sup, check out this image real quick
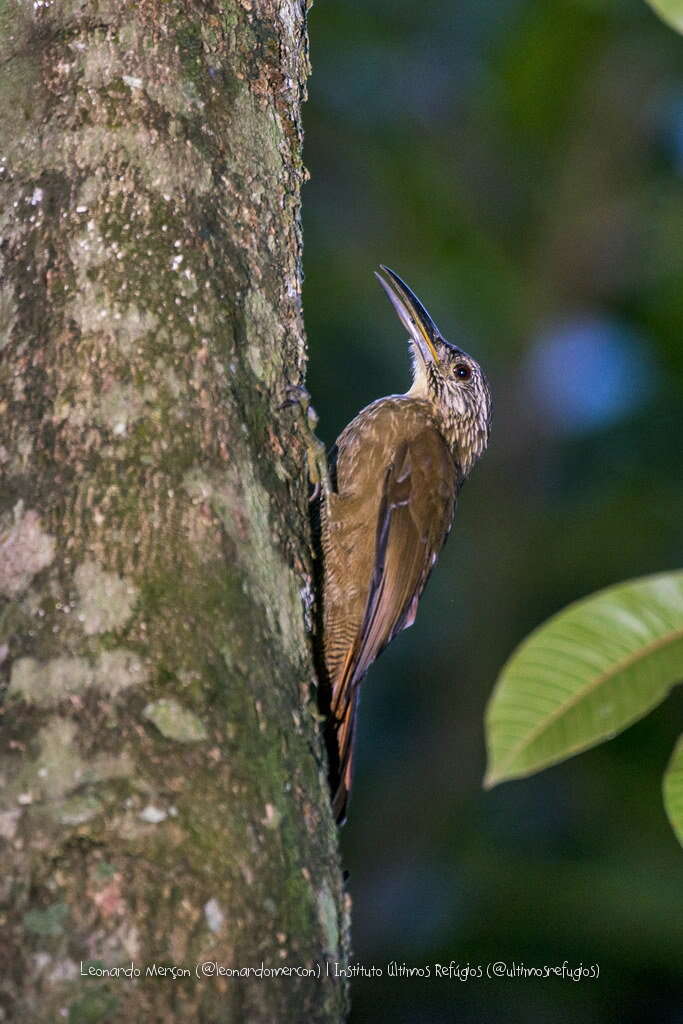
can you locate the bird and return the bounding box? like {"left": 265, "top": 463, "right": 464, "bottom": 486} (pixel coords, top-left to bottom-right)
{"left": 320, "top": 266, "right": 491, "bottom": 823}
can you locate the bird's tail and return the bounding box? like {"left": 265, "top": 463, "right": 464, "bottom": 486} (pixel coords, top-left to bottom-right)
{"left": 330, "top": 688, "right": 358, "bottom": 824}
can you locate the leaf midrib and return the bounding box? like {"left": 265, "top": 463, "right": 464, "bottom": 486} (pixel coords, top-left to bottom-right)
{"left": 489, "top": 620, "right": 683, "bottom": 782}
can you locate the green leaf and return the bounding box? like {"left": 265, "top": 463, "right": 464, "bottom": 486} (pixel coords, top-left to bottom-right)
{"left": 663, "top": 735, "right": 683, "bottom": 846}
{"left": 485, "top": 571, "right": 683, "bottom": 787}
{"left": 644, "top": 0, "right": 683, "bottom": 34}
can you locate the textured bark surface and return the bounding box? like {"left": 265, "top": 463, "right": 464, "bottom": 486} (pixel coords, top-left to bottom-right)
{"left": 0, "top": 1, "right": 349, "bottom": 1020}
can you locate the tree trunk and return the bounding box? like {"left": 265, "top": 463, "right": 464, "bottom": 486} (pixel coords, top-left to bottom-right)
{"left": 0, "top": 1, "right": 349, "bottom": 1020}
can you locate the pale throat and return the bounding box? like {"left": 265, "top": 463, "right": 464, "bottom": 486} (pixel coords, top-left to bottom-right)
{"left": 405, "top": 341, "right": 430, "bottom": 399}
{"left": 407, "top": 344, "right": 489, "bottom": 475}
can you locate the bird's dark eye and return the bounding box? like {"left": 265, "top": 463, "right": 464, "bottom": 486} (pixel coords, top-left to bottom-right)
{"left": 455, "top": 364, "right": 471, "bottom": 381}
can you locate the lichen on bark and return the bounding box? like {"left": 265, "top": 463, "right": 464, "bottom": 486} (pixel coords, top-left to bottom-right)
{"left": 0, "top": 1, "right": 349, "bottom": 1021}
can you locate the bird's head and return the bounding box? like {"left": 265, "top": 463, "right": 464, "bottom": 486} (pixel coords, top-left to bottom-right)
{"left": 376, "top": 265, "right": 491, "bottom": 476}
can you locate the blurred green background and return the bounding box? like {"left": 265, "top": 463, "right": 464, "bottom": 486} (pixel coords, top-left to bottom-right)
{"left": 303, "top": 0, "right": 683, "bottom": 1020}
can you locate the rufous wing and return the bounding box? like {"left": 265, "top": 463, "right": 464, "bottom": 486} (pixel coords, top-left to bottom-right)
{"left": 330, "top": 426, "right": 459, "bottom": 821}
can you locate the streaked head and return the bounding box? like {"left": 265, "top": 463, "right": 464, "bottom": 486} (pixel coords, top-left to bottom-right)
{"left": 375, "top": 265, "right": 491, "bottom": 475}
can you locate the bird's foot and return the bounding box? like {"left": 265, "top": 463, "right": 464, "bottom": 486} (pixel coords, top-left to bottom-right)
{"left": 281, "top": 385, "right": 331, "bottom": 502}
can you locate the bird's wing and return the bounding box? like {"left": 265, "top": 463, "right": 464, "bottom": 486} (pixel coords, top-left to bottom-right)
{"left": 330, "top": 425, "right": 458, "bottom": 820}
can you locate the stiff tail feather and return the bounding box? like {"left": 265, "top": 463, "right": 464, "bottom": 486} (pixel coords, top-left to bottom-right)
{"left": 331, "top": 687, "right": 359, "bottom": 824}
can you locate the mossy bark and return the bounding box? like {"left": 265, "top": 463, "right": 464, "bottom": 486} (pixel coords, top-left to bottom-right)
{"left": 0, "top": 1, "right": 349, "bottom": 1020}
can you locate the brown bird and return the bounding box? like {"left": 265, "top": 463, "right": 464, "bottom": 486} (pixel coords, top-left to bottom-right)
{"left": 321, "top": 266, "right": 491, "bottom": 822}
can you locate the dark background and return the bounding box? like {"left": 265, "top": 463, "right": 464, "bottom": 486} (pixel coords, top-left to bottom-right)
{"left": 303, "top": 1, "right": 683, "bottom": 1021}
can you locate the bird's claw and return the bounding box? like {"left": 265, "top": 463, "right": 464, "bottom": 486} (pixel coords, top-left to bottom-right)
{"left": 282, "top": 385, "right": 331, "bottom": 503}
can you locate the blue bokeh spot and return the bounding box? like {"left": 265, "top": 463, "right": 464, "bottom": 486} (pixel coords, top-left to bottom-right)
{"left": 527, "top": 315, "right": 657, "bottom": 433}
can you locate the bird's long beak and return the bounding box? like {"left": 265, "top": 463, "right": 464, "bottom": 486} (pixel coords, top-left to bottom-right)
{"left": 375, "top": 265, "right": 441, "bottom": 365}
